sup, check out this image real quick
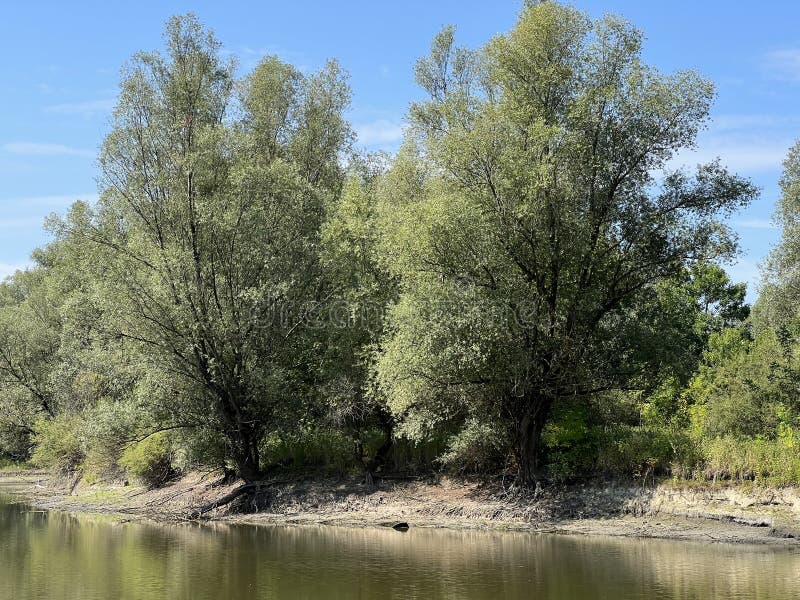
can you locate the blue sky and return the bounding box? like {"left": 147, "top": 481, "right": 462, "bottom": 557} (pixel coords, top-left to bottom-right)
{"left": 1, "top": 1, "right": 798, "bottom": 301}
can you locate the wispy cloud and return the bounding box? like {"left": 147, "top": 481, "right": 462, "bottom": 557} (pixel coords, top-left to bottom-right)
{"left": 0, "top": 217, "right": 47, "bottom": 229}
{"left": 709, "top": 114, "right": 800, "bottom": 132}
{"left": 0, "top": 193, "right": 98, "bottom": 209}
{"left": 354, "top": 119, "right": 405, "bottom": 147}
{"left": 2, "top": 142, "right": 94, "bottom": 158}
{"left": 672, "top": 137, "right": 791, "bottom": 173}
{"left": 762, "top": 48, "right": 800, "bottom": 82}
{"left": 45, "top": 98, "right": 115, "bottom": 117}
{"left": 0, "top": 262, "right": 30, "bottom": 280}
{"left": 735, "top": 218, "right": 777, "bottom": 229}
{"left": 668, "top": 111, "right": 800, "bottom": 174}
{"left": 223, "top": 45, "right": 313, "bottom": 73}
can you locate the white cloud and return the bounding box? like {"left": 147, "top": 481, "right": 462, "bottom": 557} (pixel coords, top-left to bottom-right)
{"left": 724, "top": 258, "right": 762, "bottom": 302}
{"left": 0, "top": 193, "right": 98, "bottom": 209}
{"left": 45, "top": 98, "right": 115, "bottom": 117}
{"left": 709, "top": 114, "right": 800, "bottom": 132}
{"left": 2, "top": 142, "right": 94, "bottom": 158}
{"left": 0, "top": 263, "right": 30, "bottom": 280}
{"left": 667, "top": 111, "right": 800, "bottom": 174}
{"left": 735, "top": 219, "right": 777, "bottom": 229}
{"left": 671, "top": 139, "right": 790, "bottom": 173}
{"left": 762, "top": 48, "right": 800, "bottom": 82}
{"left": 354, "top": 119, "right": 405, "bottom": 147}
{"left": 0, "top": 217, "right": 47, "bottom": 229}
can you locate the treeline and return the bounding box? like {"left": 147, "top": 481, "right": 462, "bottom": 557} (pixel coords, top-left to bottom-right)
{"left": 1, "top": 3, "right": 796, "bottom": 489}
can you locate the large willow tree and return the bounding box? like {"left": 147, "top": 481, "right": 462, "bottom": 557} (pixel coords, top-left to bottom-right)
{"left": 376, "top": 2, "right": 756, "bottom": 484}
{"left": 59, "top": 15, "right": 351, "bottom": 482}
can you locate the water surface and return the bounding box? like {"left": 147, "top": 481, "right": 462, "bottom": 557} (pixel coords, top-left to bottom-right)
{"left": 1, "top": 484, "right": 799, "bottom": 599}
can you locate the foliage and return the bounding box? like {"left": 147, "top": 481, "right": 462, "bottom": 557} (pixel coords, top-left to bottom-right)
{"left": 596, "top": 425, "right": 702, "bottom": 480}
{"left": 12, "top": 3, "right": 800, "bottom": 490}
{"left": 119, "top": 432, "right": 175, "bottom": 488}
{"left": 261, "top": 429, "right": 354, "bottom": 474}
{"left": 375, "top": 2, "right": 755, "bottom": 484}
{"left": 754, "top": 141, "right": 800, "bottom": 330}
{"left": 31, "top": 415, "right": 85, "bottom": 474}
{"left": 687, "top": 327, "right": 800, "bottom": 440}
{"left": 700, "top": 432, "right": 800, "bottom": 485}
{"left": 438, "top": 419, "right": 508, "bottom": 475}
{"left": 49, "top": 14, "right": 352, "bottom": 483}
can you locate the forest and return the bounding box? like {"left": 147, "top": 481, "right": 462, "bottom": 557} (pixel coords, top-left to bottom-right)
{"left": 2, "top": 1, "right": 799, "bottom": 491}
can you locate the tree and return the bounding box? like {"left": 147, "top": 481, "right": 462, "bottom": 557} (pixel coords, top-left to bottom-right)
{"left": 686, "top": 324, "right": 800, "bottom": 441}
{"left": 0, "top": 269, "right": 60, "bottom": 422}
{"left": 753, "top": 142, "right": 800, "bottom": 331}
{"left": 0, "top": 235, "right": 126, "bottom": 461}
{"left": 56, "top": 15, "right": 352, "bottom": 482}
{"left": 320, "top": 154, "right": 398, "bottom": 483}
{"left": 376, "top": 2, "right": 756, "bottom": 484}
{"left": 0, "top": 268, "right": 61, "bottom": 458}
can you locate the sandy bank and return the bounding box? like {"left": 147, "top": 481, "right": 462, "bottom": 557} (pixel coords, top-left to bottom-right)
{"left": 3, "top": 470, "right": 800, "bottom": 545}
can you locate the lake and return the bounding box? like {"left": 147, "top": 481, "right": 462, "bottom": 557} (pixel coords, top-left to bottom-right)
{"left": 2, "top": 486, "right": 799, "bottom": 599}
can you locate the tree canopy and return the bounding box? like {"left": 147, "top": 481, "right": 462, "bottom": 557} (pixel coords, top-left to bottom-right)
{"left": 3, "top": 5, "right": 790, "bottom": 490}
{"left": 375, "top": 2, "right": 755, "bottom": 482}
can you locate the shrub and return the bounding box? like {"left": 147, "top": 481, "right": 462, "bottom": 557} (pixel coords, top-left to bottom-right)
{"left": 0, "top": 425, "right": 32, "bottom": 463}
{"left": 119, "top": 432, "right": 175, "bottom": 488}
{"left": 700, "top": 430, "right": 800, "bottom": 485}
{"left": 172, "top": 427, "right": 228, "bottom": 472}
{"left": 80, "top": 400, "right": 141, "bottom": 480}
{"left": 596, "top": 425, "right": 702, "bottom": 480}
{"left": 542, "top": 404, "right": 597, "bottom": 481}
{"left": 438, "top": 419, "right": 507, "bottom": 475}
{"left": 385, "top": 433, "right": 448, "bottom": 474}
{"left": 31, "top": 415, "right": 85, "bottom": 474}
{"left": 261, "top": 429, "right": 354, "bottom": 474}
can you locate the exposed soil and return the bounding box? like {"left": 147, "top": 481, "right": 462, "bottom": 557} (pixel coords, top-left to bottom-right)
{"left": 3, "top": 470, "right": 800, "bottom": 545}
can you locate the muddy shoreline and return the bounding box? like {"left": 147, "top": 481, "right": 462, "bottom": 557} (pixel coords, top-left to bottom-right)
{"left": 3, "top": 470, "right": 800, "bottom": 545}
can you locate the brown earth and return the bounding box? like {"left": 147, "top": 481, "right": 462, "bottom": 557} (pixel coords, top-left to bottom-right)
{"left": 3, "top": 470, "right": 800, "bottom": 545}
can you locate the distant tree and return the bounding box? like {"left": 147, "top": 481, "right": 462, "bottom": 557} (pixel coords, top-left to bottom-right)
{"left": 753, "top": 142, "right": 800, "bottom": 331}
{"left": 0, "top": 237, "right": 125, "bottom": 461}
{"left": 320, "top": 154, "right": 398, "bottom": 483}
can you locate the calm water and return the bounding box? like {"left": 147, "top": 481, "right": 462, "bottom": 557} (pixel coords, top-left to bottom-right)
{"left": 2, "top": 486, "right": 800, "bottom": 599}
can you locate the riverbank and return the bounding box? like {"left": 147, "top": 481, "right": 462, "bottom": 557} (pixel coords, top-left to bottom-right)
{"left": 3, "top": 469, "right": 800, "bottom": 545}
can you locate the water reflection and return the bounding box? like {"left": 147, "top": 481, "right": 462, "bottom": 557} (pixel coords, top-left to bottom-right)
{"left": 0, "top": 490, "right": 798, "bottom": 599}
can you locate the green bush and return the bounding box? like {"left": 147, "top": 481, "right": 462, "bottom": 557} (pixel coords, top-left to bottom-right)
{"left": 596, "top": 425, "right": 702, "bottom": 480}
{"left": 80, "top": 401, "right": 141, "bottom": 480}
{"left": 261, "top": 429, "right": 354, "bottom": 474}
{"left": 700, "top": 430, "right": 800, "bottom": 485}
{"left": 259, "top": 426, "right": 447, "bottom": 476}
{"left": 439, "top": 419, "right": 507, "bottom": 475}
{"left": 119, "top": 432, "right": 175, "bottom": 488}
{"left": 31, "top": 415, "right": 85, "bottom": 474}
{"left": 542, "top": 404, "right": 598, "bottom": 481}
{"left": 386, "top": 431, "right": 450, "bottom": 474}
{"left": 0, "top": 425, "right": 32, "bottom": 463}
{"left": 172, "top": 427, "right": 228, "bottom": 472}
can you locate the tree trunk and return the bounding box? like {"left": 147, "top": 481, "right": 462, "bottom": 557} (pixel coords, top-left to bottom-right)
{"left": 215, "top": 386, "right": 263, "bottom": 484}
{"left": 229, "top": 424, "right": 262, "bottom": 484}
{"left": 354, "top": 417, "right": 394, "bottom": 487}
{"left": 365, "top": 422, "right": 394, "bottom": 485}
{"left": 235, "top": 451, "right": 261, "bottom": 484}
{"left": 516, "top": 398, "right": 552, "bottom": 487}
